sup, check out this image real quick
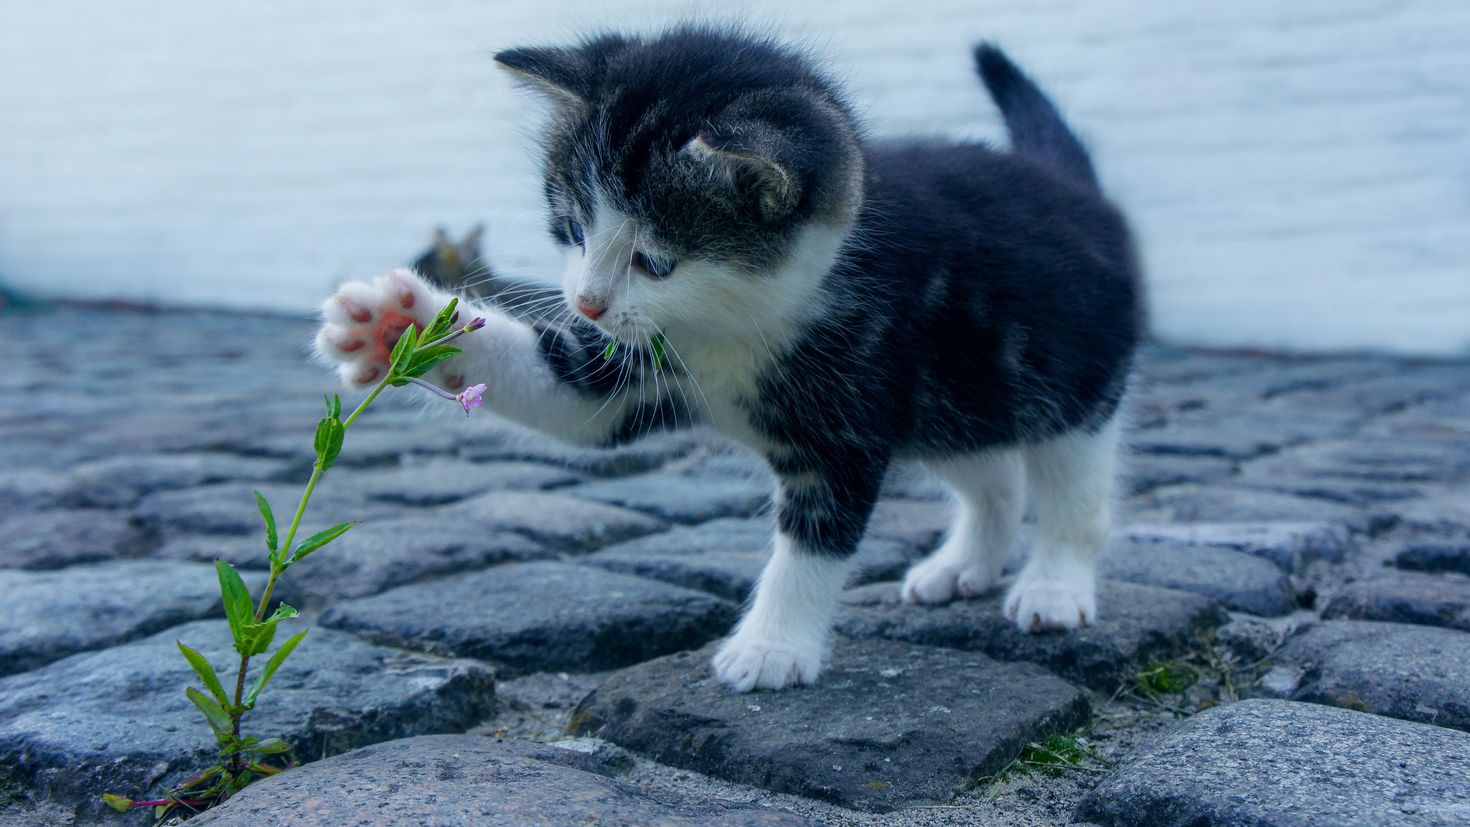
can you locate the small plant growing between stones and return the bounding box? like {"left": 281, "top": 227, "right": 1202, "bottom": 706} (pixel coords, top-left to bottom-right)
{"left": 103, "top": 300, "right": 483, "bottom": 820}
{"left": 1135, "top": 660, "right": 1200, "bottom": 699}
{"left": 980, "top": 732, "right": 1108, "bottom": 798}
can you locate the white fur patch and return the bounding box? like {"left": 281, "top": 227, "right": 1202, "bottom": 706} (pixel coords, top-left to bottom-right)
{"left": 1002, "top": 418, "right": 1122, "bottom": 632}
{"left": 314, "top": 269, "right": 637, "bottom": 444}
{"left": 903, "top": 450, "right": 1026, "bottom": 605}
{"left": 712, "top": 533, "right": 852, "bottom": 692}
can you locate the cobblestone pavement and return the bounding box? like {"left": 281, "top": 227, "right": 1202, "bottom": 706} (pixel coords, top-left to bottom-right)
{"left": 3, "top": 306, "right": 1469, "bottom": 826}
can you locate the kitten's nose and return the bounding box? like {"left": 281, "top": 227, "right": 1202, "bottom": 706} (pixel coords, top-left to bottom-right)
{"left": 576, "top": 295, "right": 606, "bottom": 321}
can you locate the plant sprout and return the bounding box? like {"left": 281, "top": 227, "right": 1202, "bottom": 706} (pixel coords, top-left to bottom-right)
{"left": 104, "top": 299, "right": 482, "bottom": 820}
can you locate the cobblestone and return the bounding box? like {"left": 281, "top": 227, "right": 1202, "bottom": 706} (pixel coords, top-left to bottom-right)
{"left": 1272, "top": 620, "right": 1470, "bottom": 732}
{"left": 836, "top": 580, "right": 1227, "bottom": 689}
{"left": 0, "top": 561, "right": 264, "bottom": 676}
{"left": 4, "top": 306, "right": 1470, "bottom": 824}
{"left": 1079, "top": 699, "right": 1470, "bottom": 827}
{"left": 320, "top": 562, "right": 739, "bottom": 676}
{"left": 0, "top": 620, "right": 495, "bottom": 823}
{"left": 570, "top": 640, "right": 1089, "bottom": 811}
{"left": 191, "top": 735, "right": 808, "bottom": 826}
{"left": 1322, "top": 571, "right": 1470, "bottom": 632}
{"left": 0, "top": 509, "right": 145, "bottom": 569}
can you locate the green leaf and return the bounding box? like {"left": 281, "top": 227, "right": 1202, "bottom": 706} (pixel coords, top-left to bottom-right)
{"left": 187, "top": 686, "right": 234, "bottom": 740}
{"left": 102, "top": 794, "right": 134, "bottom": 813}
{"left": 313, "top": 416, "right": 345, "bottom": 470}
{"left": 216, "top": 561, "right": 254, "bottom": 653}
{"left": 403, "top": 345, "right": 461, "bottom": 379}
{"left": 650, "top": 332, "right": 667, "bottom": 372}
{"left": 331, "top": 393, "right": 342, "bottom": 418}
{"left": 289, "top": 521, "right": 358, "bottom": 564}
{"left": 249, "top": 737, "right": 292, "bottom": 755}
{"left": 177, "top": 641, "right": 228, "bottom": 706}
{"left": 389, "top": 324, "right": 418, "bottom": 375}
{"left": 239, "top": 603, "right": 298, "bottom": 656}
{"left": 225, "top": 767, "right": 254, "bottom": 795}
{"left": 602, "top": 339, "right": 619, "bottom": 360}
{"left": 245, "top": 629, "right": 308, "bottom": 707}
{"left": 420, "top": 298, "right": 460, "bottom": 345}
{"left": 253, "top": 491, "right": 278, "bottom": 553}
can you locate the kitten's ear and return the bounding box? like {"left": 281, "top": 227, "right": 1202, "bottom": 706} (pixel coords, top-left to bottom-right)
{"left": 494, "top": 47, "right": 589, "bottom": 105}
{"left": 685, "top": 126, "right": 800, "bottom": 223}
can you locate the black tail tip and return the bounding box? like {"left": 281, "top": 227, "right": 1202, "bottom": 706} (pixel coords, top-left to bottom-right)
{"left": 974, "top": 41, "right": 1022, "bottom": 87}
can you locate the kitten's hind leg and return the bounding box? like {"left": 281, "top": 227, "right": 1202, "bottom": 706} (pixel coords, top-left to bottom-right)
{"left": 1006, "top": 417, "right": 1121, "bottom": 632}
{"left": 902, "top": 450, "right": 1025, "bottom": 604}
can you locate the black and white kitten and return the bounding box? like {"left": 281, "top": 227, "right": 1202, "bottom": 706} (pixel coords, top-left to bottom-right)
{"left": 315, "top": 26, "right": 1141, "bottom": 692}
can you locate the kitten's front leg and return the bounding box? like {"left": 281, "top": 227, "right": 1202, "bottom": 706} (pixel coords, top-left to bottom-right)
{"left": 713, "top": 465, "right": 883, "bottom": 692}
{"left": 314, "top": 269, "right": 650, "bottom": 445}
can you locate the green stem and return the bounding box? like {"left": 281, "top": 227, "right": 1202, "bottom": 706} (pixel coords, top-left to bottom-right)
{"left": 226, "top": 370, "right": 393, "bottom": 770}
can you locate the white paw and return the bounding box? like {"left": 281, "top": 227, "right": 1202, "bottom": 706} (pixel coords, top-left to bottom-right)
{"left": 314, "top": 270, "right": 457, "bottom": 388}
{"left": 1004, "top": 566, "right": 1097, "bottom": 633}
{"left": 902, "top": 557, "right": 999, "bottom": 604}
{"left": 712, "top": 632, "right": 824, "bottom": 692}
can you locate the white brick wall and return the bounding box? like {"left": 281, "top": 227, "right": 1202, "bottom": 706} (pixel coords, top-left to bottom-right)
{"left": 1, "top": 0, "right": 1467, "bottom": 354}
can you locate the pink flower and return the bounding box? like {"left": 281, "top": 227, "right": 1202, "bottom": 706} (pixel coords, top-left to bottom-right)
{"left": 457, "top": 383, "right": 487, "bottom": 415}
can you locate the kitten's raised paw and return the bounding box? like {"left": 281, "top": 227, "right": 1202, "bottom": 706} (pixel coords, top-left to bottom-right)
{"left": 315, "top": 270, "right": 444, "bottom": 388}
{"left": 1004, "top": 567, "right": 1096, "bottom": 633}
{"left": 712, "top": 633, "right": 823, "bottom": 692}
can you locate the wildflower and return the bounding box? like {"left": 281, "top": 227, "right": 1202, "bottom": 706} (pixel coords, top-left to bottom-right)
{"left": 466, "top": 317, "right": 486, "bottom": 331}
{"left": 458, "top": 383, "right": 487, "bottom": 415}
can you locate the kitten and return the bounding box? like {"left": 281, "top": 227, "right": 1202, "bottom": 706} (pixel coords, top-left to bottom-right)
{"left": 315, "top": 26, "right": 1141, "bottom": 692}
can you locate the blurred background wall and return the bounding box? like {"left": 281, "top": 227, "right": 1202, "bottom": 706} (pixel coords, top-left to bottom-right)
{"left": 0, "top": 0, "right": 1466, "bottom": 354}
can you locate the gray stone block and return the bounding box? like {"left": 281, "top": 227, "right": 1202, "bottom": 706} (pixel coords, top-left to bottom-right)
{"left": 439, "top": 490, "right": 665, "bottom": 552}
{"left": 0, "top": 469, "right": 82, "bottom": 518}
{"left": 68, "top": 453, "right": 290, "bottom": 508}
{"left": 1129, "top": 485, "right": 1390, "bottom": 534}
{"left": 568, "top": 472, "right": 770, "bottom": 523}
{"left": 571, "top": 639, "right": 1089, "bottom": 812}
{"left": 0, "top": 620, "right": 495, "bottom": 821}
{"left": 0, "top": 561, "right": 263, "bottom": 676}
{"left": 836, "top": 580, "right": 1226, "bottom": 689}
{"left": 1277, "top": 620, "right": 1470, "bottom": 731}
{"left": 1121, "top": 520, "right": 1353, "bottom": 571}
{"left": 189, "top": 735, "right": 808, "bottom": 826}
{"left": 1323, "top": 571, "right": 1470, "bottom": 632}
{"left": 320, "top": 562, "right": 737, "bottom": 676}
{"left": 1100, "top": 540, "right": 1295, "bottom": 616}
{"left": 1078, "top": 699, "right": 1470, "bottom": 827}
{"left": 332, "top": 458, "right": 582, "bottom": 506}
{"left": 1396, "top": 541, "right": 1470, "bottom": 576}
{"left": 460, "top": 429, "right": 699, "bottom": 477}
{"left": 133, "top": 482, "right": 391, "bottom": 539}
{"left": 1122, "top": 453, "right": 1237, "bottom": 496}
{"left": 580, "top": 517, "right": 921, "bottom": 601}
{"left": 270, "top": 516, "right": 552, "bottom": 607}
{"left": 0, "top": 509, "right": 144, "bottom": 569}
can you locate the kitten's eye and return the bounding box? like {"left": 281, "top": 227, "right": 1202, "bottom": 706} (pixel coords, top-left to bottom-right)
{"left": 632, "top": 251, "right": 676, "bottom": 279}
{"left": 567, "top": 220, "right": 585, "bottom": 246}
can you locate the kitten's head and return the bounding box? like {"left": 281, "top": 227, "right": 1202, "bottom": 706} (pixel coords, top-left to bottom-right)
{"left": 495, "top": 26, "right": 864, "bottom": 345}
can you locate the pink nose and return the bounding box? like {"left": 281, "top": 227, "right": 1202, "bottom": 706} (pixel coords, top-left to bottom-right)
{"left": 577, "top": 296, "right": 606, "bottom": 321}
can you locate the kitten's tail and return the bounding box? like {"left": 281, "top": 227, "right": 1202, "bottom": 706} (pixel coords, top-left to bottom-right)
{"left": 974, "top": 43, "right": 1099, "bottom": 191}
